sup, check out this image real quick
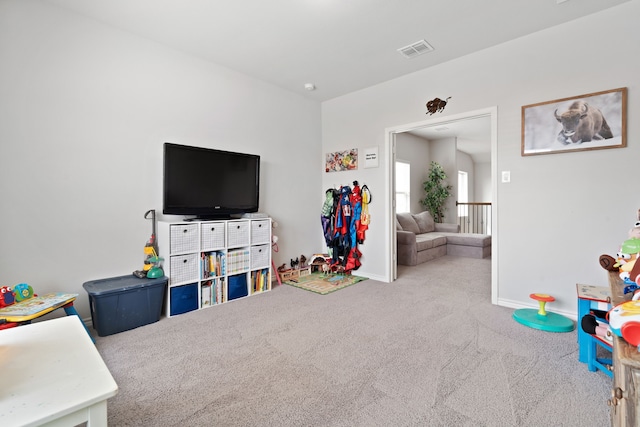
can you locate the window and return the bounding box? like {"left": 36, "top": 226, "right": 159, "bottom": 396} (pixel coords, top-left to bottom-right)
{"left": 395, "top": 161, "right": 410, "bottom": 213}
{"left": 458, "top": 171, "right": 468, "bottom": 217}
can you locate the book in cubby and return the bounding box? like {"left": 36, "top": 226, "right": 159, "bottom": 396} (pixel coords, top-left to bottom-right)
{"left": 202, "top": 251, "right": 226, "bottom": 278}
{"left": 251, "top": 268, "right": 269, "bottom": 294}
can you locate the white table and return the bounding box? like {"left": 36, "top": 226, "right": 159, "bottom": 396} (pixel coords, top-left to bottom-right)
{"left": 0, "top": 316, "right": 118, "bottom": 427}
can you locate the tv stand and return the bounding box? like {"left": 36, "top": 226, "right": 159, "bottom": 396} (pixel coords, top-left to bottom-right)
{"left": 158, "top": 218, "right": 272, "bottom": 317}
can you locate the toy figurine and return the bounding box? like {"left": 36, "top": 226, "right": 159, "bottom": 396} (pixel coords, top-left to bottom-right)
{"left": 0, "top": 286, "right": 15, "bottom": 307}
{"left": 615, "top": 237, "right": 640, "bottom": 282}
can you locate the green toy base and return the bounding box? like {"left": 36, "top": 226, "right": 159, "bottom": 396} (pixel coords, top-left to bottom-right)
{"left": 513, "top": 308, "right": 575, "bottom": 333}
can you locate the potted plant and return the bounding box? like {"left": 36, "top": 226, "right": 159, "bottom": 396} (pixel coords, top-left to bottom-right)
{"left": 420, "top": 161, "right": 452, "bottom": 223}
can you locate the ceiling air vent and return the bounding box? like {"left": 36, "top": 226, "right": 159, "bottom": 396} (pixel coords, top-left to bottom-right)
{"left": 397, "top": 39, "right": 434, "bottom": 59}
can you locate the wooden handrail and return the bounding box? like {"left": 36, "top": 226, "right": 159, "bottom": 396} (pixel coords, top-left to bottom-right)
{"left": 456, "top": 202, "right": 492, "bottom": 235}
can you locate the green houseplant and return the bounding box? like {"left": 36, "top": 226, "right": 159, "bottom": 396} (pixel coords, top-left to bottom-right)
{"left": 420, "top": 161, "right": 452, "bottom": 223}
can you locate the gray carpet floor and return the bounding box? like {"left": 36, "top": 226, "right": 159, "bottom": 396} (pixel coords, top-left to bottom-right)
{"left": 94, "top": 256, "right": 611, "bottom": 426}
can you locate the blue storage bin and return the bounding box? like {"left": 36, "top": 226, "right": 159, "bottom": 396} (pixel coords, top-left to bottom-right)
{"left": 170, "top": 283, "right": 198, "bottom": 316}
{"left": 83, "top": 275, "right": 167, "bottom": 337}
{"left": 228, "top": 274, "right": 248, "bottom": 300}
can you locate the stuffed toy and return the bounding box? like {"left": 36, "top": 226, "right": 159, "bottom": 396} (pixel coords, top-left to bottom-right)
{"left": 0, "top": 286, "right": 15, "bottom": 307}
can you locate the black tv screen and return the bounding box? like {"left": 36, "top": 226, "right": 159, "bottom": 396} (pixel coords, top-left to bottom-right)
{"left": 163, "top": 143, "right": 260, "bottom": 218}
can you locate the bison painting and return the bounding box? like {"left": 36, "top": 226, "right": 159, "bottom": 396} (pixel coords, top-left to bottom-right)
{"left": 554, "top": 100, "right": 613, "bottom": 145}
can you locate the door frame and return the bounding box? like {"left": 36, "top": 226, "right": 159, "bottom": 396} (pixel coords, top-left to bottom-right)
{"left": 384, "top": 106, "right": 498, "bottom": 304}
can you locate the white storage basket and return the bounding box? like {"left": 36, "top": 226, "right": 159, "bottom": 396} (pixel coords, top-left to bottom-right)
{"left": 251, "top": 245, "right": 270, "bottom": 270}
{"left": 169, "top": 224, "right": 199, "bottom": 254}
{"left": 201, "top": 221, "right": 226, "bottom": 250}
{"left": 227, "top": 221, "right": 250, "bottom": 248}
{"left": 169, "top": 253, "right": 200, "bottom": 284}
{"left": 251, "top": 220, "right": 271, "bottom": 245}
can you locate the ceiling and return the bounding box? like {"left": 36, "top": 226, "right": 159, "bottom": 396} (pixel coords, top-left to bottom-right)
{"left": 44, "top": 0, "right": 629, "bottom": 102}
{"left": 407, "top": 115, "right": 492, "bottom": 163}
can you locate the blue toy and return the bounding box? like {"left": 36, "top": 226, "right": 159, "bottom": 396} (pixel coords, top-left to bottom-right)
{"left": 13, "top": 283, "right": 34, "bottom": 302}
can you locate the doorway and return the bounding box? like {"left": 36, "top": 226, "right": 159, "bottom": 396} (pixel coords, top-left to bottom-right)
{"left": 384, "top": 107, "right": 498, "bottom": 304}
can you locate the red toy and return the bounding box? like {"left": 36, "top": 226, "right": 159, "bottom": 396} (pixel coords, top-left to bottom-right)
{"left": 0, "top": 286, "right": 15, "bottom": 307}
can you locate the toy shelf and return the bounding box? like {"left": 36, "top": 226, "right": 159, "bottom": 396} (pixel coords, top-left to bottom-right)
{"left": 158, "top": 218, "right": 272, "bottom": 317}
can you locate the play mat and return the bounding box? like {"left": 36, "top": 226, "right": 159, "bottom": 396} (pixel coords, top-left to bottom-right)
{"left": 283, "top": 272, "right": 367, "bottom": 295}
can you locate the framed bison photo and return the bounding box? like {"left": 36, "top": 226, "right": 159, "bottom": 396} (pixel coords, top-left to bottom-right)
{"left": 521, "top": 87, "right": 627, "bottom": 156}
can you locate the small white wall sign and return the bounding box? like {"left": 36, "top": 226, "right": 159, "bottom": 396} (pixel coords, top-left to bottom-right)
{"left": 364, "top": 146, "right": 379, "bottom": 168}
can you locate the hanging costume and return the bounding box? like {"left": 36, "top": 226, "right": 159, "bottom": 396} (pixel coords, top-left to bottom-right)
{"left": 320, "top": 181, "right": 370, "bottom": 272}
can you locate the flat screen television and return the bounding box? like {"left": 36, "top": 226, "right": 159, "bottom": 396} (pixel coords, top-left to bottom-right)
{"left": 163, "top": 142, "right": 260, "bottom": 219}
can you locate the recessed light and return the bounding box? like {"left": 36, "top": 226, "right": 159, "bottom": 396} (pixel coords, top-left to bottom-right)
{"left": 304, "top": 83, "right": 316, "bottom": 91}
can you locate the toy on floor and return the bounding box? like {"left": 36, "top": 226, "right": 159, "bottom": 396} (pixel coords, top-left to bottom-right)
{"left": 512, "top": 293, "right": 575, "bottom": 332}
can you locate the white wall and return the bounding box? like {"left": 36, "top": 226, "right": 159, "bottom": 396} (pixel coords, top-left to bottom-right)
{"left": 0, "top": 0, "right": 321, "bottom": 319}
{"left": 475, "top": 162, "right": 491, "bottom": 202}
{"left": 322, "top": 0, "right": 640, "bottom": 314}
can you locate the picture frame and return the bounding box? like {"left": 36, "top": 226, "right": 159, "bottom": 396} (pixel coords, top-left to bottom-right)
{"left": 325, "top": 148, "right": 358, "bottom": 172}
{"left": 521, "top": 87, "right": 627, "bottom": 156}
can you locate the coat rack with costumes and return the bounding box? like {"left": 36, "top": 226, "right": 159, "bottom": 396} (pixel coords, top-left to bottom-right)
{"left": 321, "top": 181, "right": 371, "bottom": 273}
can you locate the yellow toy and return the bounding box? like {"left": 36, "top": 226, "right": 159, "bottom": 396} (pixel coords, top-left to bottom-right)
{"left": 133, "top": 209, "right": 163, "bottom": 279}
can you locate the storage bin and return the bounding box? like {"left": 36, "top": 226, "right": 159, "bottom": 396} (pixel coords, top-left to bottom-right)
{"left": 227, "top": 220, "right": 250, "bottom": 248}
{"left": 82, "top": 275, "right": 168, "bottom": 337}
{"left": 228, "top": 274, "right": 248, "bottom": 300}
{"left": 251, "top": 244, "right": 270, "bottom": 269}
{"left": 169, "top": 223, "right": 199, "bottom": 253}
{"left": 201, "top": 221, "right": 226, "bottom": 250}
{"left": 250, "top": 219, "right": 271, "bottom": 245}
{"left": 170, "top": 283, "right": 198, "bottom": 316}
{"left": 169, "top": 252, "right": 200, "bottom": 284}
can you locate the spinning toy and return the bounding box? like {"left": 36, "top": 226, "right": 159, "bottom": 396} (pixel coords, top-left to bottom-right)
{"left": 513, "top": 293, "right": 575, "bottom": 332}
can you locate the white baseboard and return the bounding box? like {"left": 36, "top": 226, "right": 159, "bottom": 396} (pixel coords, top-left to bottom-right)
{"left": 497, "top": 298, "right": 577, "bottom": 321}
